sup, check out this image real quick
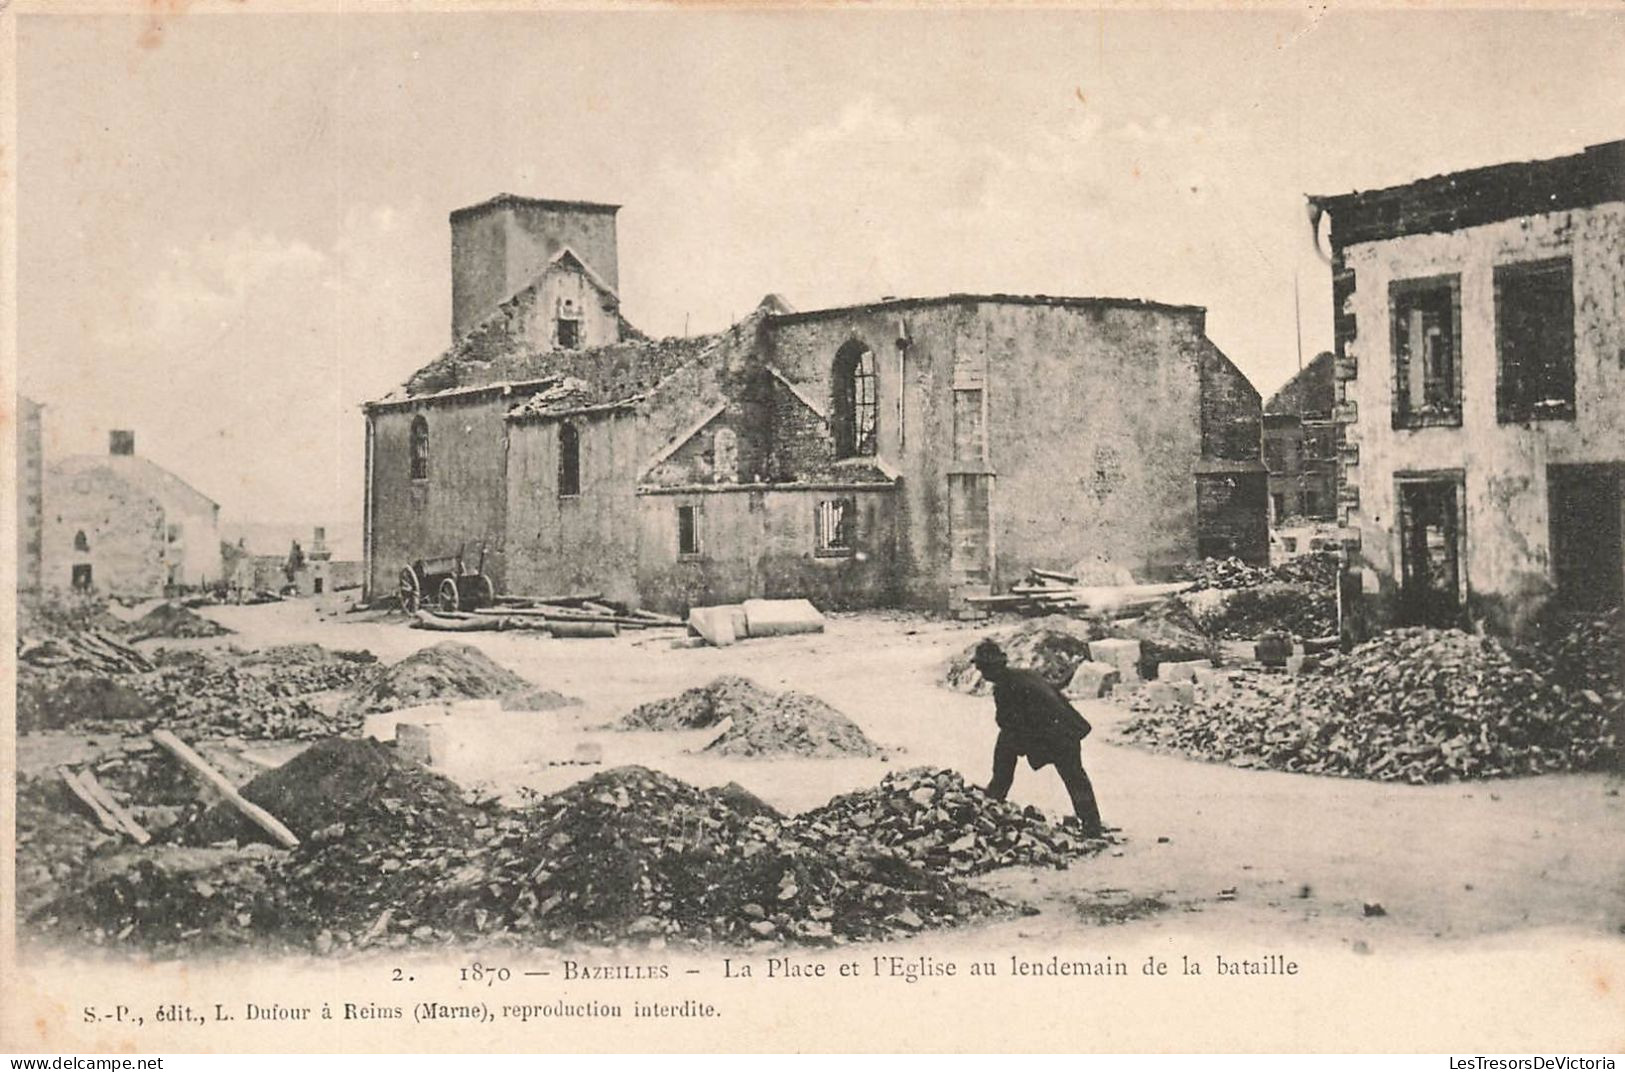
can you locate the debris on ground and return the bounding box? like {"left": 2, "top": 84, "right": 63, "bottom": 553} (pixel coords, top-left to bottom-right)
{"left": 1515, "top": 608, "right": 1624, "bottom": 756}
{"left": 617, "top": 676, "right": 881, "bottom": 757}
{"left": 944, "top": 616, "right": 1107, "bottom": 694}
{"left": 30, "top": 758, "right": 1038, "bottom": 953}
{"left": 340, "top": 641, "right": 577, "bottom": 716}
{"left": 15, "top": 777, "right": 122, "bottom": 918}
{"left": 1194, "top": 582, "right": 1337, "bottom": 642}
{"left": 418, "top": 766, "right": 1006, "bottom": 946}
{"left": 17, "top": 644, "right": 382, "bottom": 740}
{"left": 965, "top": 568, "right": 1192, "bottom": 618}
{"left": 792, "top": 768, "right": 1111, "bottom": 876}
{"left": 1175, "top": 553, "right": 1340, "bottom": 592}
{"left": 129, "top": 603, "right": 234, "bottom": 641}
{"left": 18, "top": 630, "right": 152, "bottom": 674}
{"left": 1120, "top": 628, "right": 1616, "bottom": 782}
{"left": 1111, "top": 599, "right": 1216, "bottom": 678}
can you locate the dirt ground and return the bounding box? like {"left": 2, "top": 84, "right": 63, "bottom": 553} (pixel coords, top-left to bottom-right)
{"left": 24, "top": 594, "right": 1625, "bottom": 955}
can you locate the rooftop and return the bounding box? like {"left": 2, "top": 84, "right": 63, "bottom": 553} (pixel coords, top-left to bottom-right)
{"left": 766, "top": 292, "right": 1206, "bottom": 325}
{"left": 1310, "top": 139, "right": 1624, "bottom": 248}
{"left": 450, "top": 193, "right": 622, "bottom": 222}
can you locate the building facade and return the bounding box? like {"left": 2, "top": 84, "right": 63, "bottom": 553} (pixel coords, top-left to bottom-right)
{"left": 16, "top": 396, "right": 44, "bottom": 595}
{"left": 1311, "top": 139, "right": 1625, "bottom": 629}
{"left": 364, "top": 194, "right": 1268, "bottom": 614}
{"left": 1262, "top": 350, "right": 1338, "bottom": 525}
{"left": 43, "top": 430, "right": 223, "bottom": 597}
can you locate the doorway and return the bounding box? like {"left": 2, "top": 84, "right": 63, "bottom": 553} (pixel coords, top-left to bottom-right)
{"left": 1397, "top": 475, "right": 1464, "bottom": 627}
{"left": 71, "top": 564, "right": 93, "bottom": 591}
{"left": 1549, "top": 464, "right": 1624, "bottom": 611}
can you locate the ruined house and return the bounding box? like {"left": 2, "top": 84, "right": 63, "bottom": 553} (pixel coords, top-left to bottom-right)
{"left": 362, "top": 194, "right": 1267, "bottom": 613}
{"left": 44, "top": 430, "right": 223, "bottom": 597}
{"left": 16, "top": 395, "right": 44, "bottom": 595}
{"left": 1310, "top": 138, "right": 1625, "bottom": 629}
{"left": 1262, "top": 351, "right": 1338, "bottom": 526}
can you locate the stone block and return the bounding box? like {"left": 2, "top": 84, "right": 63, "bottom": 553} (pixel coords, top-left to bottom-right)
{"left": 1192, "top": 665, "right": 1234, "bottom": 689}
{"left": 742, "top": 598, "right": 826, "bottom": 638}
{"left": 687, "top": 604, "right": 738, "bottom": 647}
{"left": 1087, "top": 638, "right": 1142, "bottom": 675}
{"left": 1158, "top": 658, "right": 1213, "bottom": 683}
{"left": 1064, "top": 661, "right": 1121, "bottom": 699}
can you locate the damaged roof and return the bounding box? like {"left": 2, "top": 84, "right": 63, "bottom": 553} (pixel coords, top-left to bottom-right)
{"left": 766, "top": 292, "right": 1205, "bottom": 325}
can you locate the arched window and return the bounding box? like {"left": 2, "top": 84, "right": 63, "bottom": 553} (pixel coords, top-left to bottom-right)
{"left": 559, "top": 423, "right": 581, "bottom": 497}
{"left": 410, "top": 416, "right": 429, "bottom": 480}
{"left": 712, "top": 427, "right": 738, "bottom": 483}
{"left": 73, "top": 530, "right": 89, "bottom": 553}
{"left": 832, "top": 341, "right": 878, "bottom": 459}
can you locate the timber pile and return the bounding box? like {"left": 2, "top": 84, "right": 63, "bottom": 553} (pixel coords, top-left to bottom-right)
{"left": 1120, "top": 628, "right": 1616, "bottom": 782}
{"left": 415, "top": 592, "right": 684, "bottom": 635}
{"left": 18, "top": 630, "right": 152, "bottom": 673}
{"left": 967, "top": 567, "right": 1192, "bottom": 617}
{"left": 419, "top": 766, "right": 1007, "bottom": 945}
{"left": 616, "top": 676, "right": 882, "bottom": 757}
{"left": 791, "top": 768, "right": 1111, "bottom": 876}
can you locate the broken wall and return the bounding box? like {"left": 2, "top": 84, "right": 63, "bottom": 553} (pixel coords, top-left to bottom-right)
{"left": 1337, "top": 201, "right": 1625, "bottom": 626}
{"left": 41, "top": 466, "right": 166, "bottom": 597}
{"left": 366, "top": 392, "right": 518, "bottom": 598}
{"left": 634, "top": 485, "right": 897, "bottom": 613}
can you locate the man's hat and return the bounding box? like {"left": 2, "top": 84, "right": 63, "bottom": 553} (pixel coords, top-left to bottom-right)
{"left": 972, "top": 638, "right": 1008, "bottom": 667}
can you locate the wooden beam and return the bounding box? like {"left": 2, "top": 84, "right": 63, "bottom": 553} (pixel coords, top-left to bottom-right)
{"left": 151, "top": 730, "right": 300, "bottom": 849}
{"left": 76, "top": 769, "right": 152, "bottom": 845}
{"left": 59, "top": 767, "right": 120, "bottom": 835}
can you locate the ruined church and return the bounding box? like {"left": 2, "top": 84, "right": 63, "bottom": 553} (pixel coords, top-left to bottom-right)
{"left": 362, "top": 194, "right": 1268, "bottom": 613}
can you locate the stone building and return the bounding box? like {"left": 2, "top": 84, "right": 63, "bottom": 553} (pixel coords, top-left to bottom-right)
{"left": 1262, "top": 350, "right": 1338, "bottom": 525}
{"left": 1310, "top": 139, "right": 1625, "bottom": 629}
{"left": 363, "top": 194, "right": 1267, "bottom": 613}
{"left": 44, "top": 430, "right": 223, "bottom": 597}
{"left": 16, "top": 396, "right": 44, "bottom": 595}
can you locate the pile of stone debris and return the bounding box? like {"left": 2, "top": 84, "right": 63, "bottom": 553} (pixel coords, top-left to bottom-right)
{"left": 1120, "top": 628, "right": 1616, "bottom": 782}
{"left": 792, "top": 768, "right": 1111, "bottom": 876}
{"left": 616, "top": 676, "right": 882, "bottom": 757}
{"left": 33, "top": 749, "right": 1117, "bottom": 954}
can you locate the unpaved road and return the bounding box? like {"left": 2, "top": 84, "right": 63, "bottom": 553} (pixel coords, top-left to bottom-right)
{"left": 147, "top": 596, "right": 1625, "bottom": 954}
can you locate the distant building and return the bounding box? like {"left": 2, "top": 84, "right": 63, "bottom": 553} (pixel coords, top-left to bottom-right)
{"left": 362, "top": 193, "right": 1268, "bottom": 613}
{"left": 43, "top": 430, "right": 223, "bottom": 597}
{"left": 227, "top": 525, "right": 363, "bottom": 599}
{"left": 1262, "top": 351, "right": 1338, "bottom": 526}
{"left": 1310, "top": 138, "right": 1624, "bottom": 629}
{"left": 16, "top": 397, "right": 44, "bottom": 595}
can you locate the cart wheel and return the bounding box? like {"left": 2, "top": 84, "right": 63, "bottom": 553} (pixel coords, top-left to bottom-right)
{"left": 398, "top": 567, "right": 421, "bottom": 613}
{"left": 438, "top": 577, "right": 461, "bottom": 613}
{"left": 474, "top": 574, "right": 496, "bottom": 610}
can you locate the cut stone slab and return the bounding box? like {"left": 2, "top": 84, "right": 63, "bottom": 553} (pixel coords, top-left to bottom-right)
{"left": 1087, "top": 638, "right": 1142, "bottom": 679}
{"left": 1063, "top": 661, "right": 1121, "bottom": 699}
{"left": 1157, "top": 658, "right": 1214, "bottom": 683}
{"left": 1144, "top": 681, "right": 1195, "bottom": 708}
{"left": 741, "top": 598, "right": 826, "bottom": 638}
{"left": 687, "top": 605, "right": 739, "bottom": 647}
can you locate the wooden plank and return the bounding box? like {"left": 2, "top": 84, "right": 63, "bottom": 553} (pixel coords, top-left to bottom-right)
{"left": 59, "top": 767, "right": 120, "bottom": 834}
{"left": 151, "top": 730, "right": 300, "bottom": 849}
{"left": 77, "top": 770, "right": 152, "bottom": 845}
{"left": 1029, "top": 568, "right": 1080, "bottom": 584}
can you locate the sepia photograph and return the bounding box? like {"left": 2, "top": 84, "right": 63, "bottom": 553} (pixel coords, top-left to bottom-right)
{"left": 3, "top": 2, "right": 1623, "bottom": 1055}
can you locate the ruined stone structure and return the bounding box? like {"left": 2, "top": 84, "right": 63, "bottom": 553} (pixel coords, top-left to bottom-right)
{"left": 44, "top": 430, "right": 223, "bottom": 597}
{"left": 1262, "top": 351, "right": 1338, "bottom": 526}
{"left": 1311, "top": 139, "right": 1625, "bottom": 629}
{"left": 363, "top": 194, "right": 1267, "bottom": 613}
{"left": 16, "top": 396, "right": 44, "bottom": 595}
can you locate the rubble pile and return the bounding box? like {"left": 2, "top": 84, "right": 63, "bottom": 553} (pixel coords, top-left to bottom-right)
{"left": 342, "top": 641, "right": 577, "bottom": 716}
{"left": 15, "top": 777, "right": 122, "bottom": 917}
{"left": 1111, "top": 599, "right": 1215, "bottom": 677}
{"left": 130, "top": 603, "right": 233, "bottom": 641}
{"left": 1199, "top": 583, "right": 1336, "bottom": 641}
{"left": 17, "top": 645, "right": 382, "bottom": 740}
{"left": 1121, "top": 628, "right": 1616, "bottom": 782}
{"left": 18, "top": 630, "right": 152, "bottom": 674}
{"left": 422, "top": 766, "right": 1006, "bottom": 945}
{"left": 1176, "top": 552, "right": 1340, "bottom": 592}
{"left": 619, "top": 676, "right": 881, "bottom": 757}
{"left": 792, "top": 767, "right": 1109, "bottom": 876}
{"left": 944, "top": 616, "right": 1106, "bottom": 694}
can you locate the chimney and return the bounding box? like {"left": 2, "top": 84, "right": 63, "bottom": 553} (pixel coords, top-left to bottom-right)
{"left": 449, "top": 194, "right": 621, "bottom": 341}
{"left": 109, "top": 430, "right": 135, "bottom": 456}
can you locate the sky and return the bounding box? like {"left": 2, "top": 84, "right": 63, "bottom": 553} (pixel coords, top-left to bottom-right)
{"left": 16, "top": 8, "right": 1625, "bottom": 556}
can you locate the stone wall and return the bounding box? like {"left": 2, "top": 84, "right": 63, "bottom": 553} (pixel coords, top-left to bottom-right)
{"left": 41, "top": 466, "right": 166, "bottom": 597}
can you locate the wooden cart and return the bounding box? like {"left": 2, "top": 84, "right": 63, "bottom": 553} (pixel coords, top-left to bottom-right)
{"left": 398, "top": 543, "right": 496, "bottom": 613}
